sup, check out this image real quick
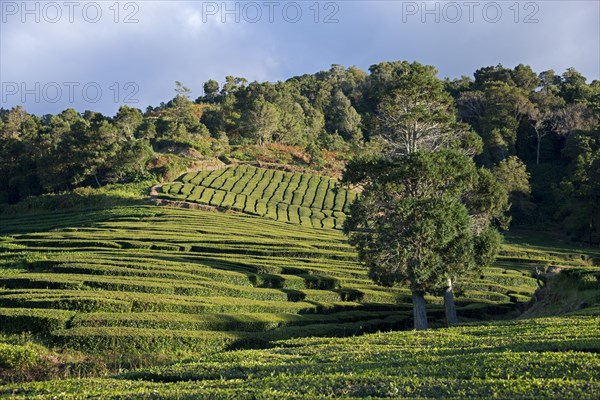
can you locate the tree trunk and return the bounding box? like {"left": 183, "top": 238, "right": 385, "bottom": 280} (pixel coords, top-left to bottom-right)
{"left": 590, "top": 217, "right": 594, "bottom": 247}
{"left": 536, "top": 133, "right": 541, "bottom": 165}
{"left": 443, "top": 277, "right": 458, "bottom": 327}
{"left": 412, "top": 291, "right": 428, "bottom": 330}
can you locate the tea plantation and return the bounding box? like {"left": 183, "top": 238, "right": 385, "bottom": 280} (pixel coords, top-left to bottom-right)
{"left": 0, "top": 166, "right": 599, "bottom": 398}
{"left": 0, "top": 204, "right": 568, "bottom": 353}
{"left": 1, "top": 316, "right": 598, "bottom": 398}
{"left": 159, "top": 165, "right": 356, "bottom": 228}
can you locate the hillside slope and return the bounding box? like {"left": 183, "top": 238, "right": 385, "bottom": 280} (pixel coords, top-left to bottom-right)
{"left": 1, "top": 203, "right": 596, "bottom": 355}
{"left": 159, "top": 165, "right": 357, "bottom": 228}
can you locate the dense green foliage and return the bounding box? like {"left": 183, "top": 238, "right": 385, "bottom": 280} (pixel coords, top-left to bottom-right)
{"left": 2, "top": 61, "right": 598, "bottom": 242}
{"left": 1, "top": 316, "right": 598, "bottom": 398}
{"left": 344, "top": 150, "right": 508, "bottom": 329}
{"left": 160, "top": 165, "right": 355, "bottom": 228}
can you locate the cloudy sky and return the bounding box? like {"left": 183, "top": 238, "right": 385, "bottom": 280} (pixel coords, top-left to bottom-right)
{"left": 1, "top": 0, "right": 598, "bottom": 115}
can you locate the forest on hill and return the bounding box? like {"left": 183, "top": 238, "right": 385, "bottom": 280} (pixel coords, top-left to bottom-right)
{"left": 1, "top": 61, "right": 599, "bottom": 243}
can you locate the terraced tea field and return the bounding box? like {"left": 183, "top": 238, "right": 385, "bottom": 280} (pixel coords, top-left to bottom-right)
{"left": 159, "top": 165, "right": 356, "bottom": 228}
{"left": 2, "top": 316, "right": 599, "bottom": 398}
{"left": 0, "top": 203, "right": 596, "bottom": 355}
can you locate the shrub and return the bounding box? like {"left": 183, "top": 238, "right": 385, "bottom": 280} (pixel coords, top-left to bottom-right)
{"left": 146, "top": 154, "right": 189, "bottom": 183}
{"left": 0, "top": 308, "right": 74, "bottom": 334}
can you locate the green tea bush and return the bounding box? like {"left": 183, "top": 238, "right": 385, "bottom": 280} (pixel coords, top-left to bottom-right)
{"left": 170, "top": 182, "right": 183, "bottom": 194}
{"left": 0, "top": 340, "right": 54, "bottom": 383}
{"left": 276, "top": 203, "right": 289, "bottom": 222}
{"left": 298, "top": 207, "right": 311, "bottom": 218}
{"left": 232, "top": 194, "right": 246, "bottom": 210}
{"left": 180, "top": 172, "right": 197, "bottom": 183}
{"left": 0, "top": 308, "right": 74, "bottom": 333}
{"left": 255, "top": 201, "right": 268, "bottom": 216}
{"left": 51, "top": 327, "right": 249, "bottom": 354}
{"left": 288, "top": 205, "right": 301, "bottom": 224}
{"left": 311, "top": 179, "right": 329, "bottom": 210}
{"left": 333, "top": 188, "right": 346, "bottom": 212}
{"left": 199, "top": 188, "right": 215, "bottom": 204}
{"left": 221, "top": 192, "right": 236, "bottom": 209}
{"left": 322, "top": 218, "right": 335, "bottom": 229}
{"left": 190, "top": 171, "right": 209, "bottom": 186}
{"left": 301, "top": 176, "right": 319, "bottom": 208}
{"left": 283, "top": 173, "right": 301, "bottom": 204}
{"left": 323, "top": 186, "right": 336, "bottom": 211}
{"left": 187, "top": 186, "right": 204, "bottom": 201}
{"left": 209, "top": 190, "right": 226, "bottom": 207}
{"left": 180, "top": 184, "right": 194, "bottom": 196}
{"left": 344, "top": 191, "right": 358, "bottom": 213}
{"left": 265, "top": 204, "right": 278, "bottom": 220}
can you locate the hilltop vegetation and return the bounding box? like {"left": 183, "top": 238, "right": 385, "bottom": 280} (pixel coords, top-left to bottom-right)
{"left": 2, "top": 62, "right": 599, "bottom": 243}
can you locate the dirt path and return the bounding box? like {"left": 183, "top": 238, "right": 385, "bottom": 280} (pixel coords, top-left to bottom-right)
{"left": 146, "top": 184, "right": 240, "bottom": 214}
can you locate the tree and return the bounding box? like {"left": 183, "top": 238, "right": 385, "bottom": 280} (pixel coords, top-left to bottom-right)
{"left": 511, "top": 64, "right": 541, "bottom": 92}
{"left": 559, "top": 131, "right": 600, "bottom": 245}
{"left": 221, "top": 76, "right": 247, "bottom": 96}
{"left": 326, "top": 89, "right": 362, "bottom": 142}
{"left": 344, "top": 63, "right": 504, "bottom": 329}
{"left": 169, "top": 82, "right": 200, "bottom": 133}
{"left": 559, "top": 68, "right": 592, "bottom": 104}
{"left": 0, "top": 107, "right": 42, "bottom": 202}
{"left": 306, "top": 142, "right": 325, "bottom": 170}
{"left": 242, "top": 96, "right": 280, "bottom": 146}
{"left": 114, "top": 106, "right": 143, "bottom": 138}
{"left": 478, "top": 128, "right": 515, "bottom": 167}
{"left": 539, "top": 70, "right": 561, "bottom": 95}
{"left": 479, "top": 83, "right": 533, "bottom": 137}
{"left": 35, "top": 110, "right": 153, "bottom": 192}
{"left": 202, "top": 79, "right": 220, "bottom": 102}
{"left": 473, "top": 64, "right": 515, "bottom": 89}
{"left": 101, "top": 139, "right": 153, "bottom": 183}
{"left": 528, "top": 90, "right": 596, "bottom": 165}
{"left": 529, "top": 106, "right": 553, "bottom": 165}
{"left": 343, "top": 151, "right": 507, "bottom": 329}
{"left": 174, "top": 81, "right": 192, "bottom": 99}
{"left": 528, "top": 91, "right": 565, "bottom": 164}
{"left": 550, "top": 103, "right": 597, "bottom": 136}
{"left": 373, "top": 62, "right": 465, "bottom": 156}
{"left": 493, "top": 156, "right": 535, "bottom": 223}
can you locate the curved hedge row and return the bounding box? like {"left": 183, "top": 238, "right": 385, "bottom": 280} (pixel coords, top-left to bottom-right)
{"left": 163, "top": 166, "right": 355, "bottom": 229}
{"left": 4, "top": 206, "right": 592, "bottom": 357}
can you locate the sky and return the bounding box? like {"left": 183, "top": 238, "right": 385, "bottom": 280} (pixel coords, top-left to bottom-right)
{"left": 1, "top": 0, "right": 599, "bottom": 116}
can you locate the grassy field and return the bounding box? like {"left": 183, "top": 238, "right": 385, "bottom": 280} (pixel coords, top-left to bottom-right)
{"left": 0, "top": 167, "right": 599, "bottom": 397}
